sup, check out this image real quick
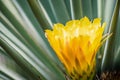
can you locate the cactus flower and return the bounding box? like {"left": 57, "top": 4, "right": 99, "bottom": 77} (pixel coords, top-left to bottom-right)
{"left": 45, "top": 17, "right": 106, "bottom": 80}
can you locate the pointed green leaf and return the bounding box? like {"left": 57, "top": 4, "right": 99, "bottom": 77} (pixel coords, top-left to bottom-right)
{"left": 101, "top": 0, "right": 119, "bottom": 71}
{"left": 0, "top": 0, "right": 65, "bottom": 79}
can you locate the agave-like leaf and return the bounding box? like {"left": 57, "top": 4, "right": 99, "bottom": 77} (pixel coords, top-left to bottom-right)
{"left": 0, "top": 47, "right": 33, "bottom": 80}
{"left": 0, "top": 0, "right": 65, "bottom": 80}
{"left": 113, "top": 11, "right": 120, "bottom": 70}
{"left": 28, "top": 0, "right": 70, "bottom": 30}
{"left": 0, "top": 21, "right": 46, "bottom": 80}
{"left": 65, "top": 0, "right": 95, "bottom": 19}
{"left": 101, "top": 0, "right": 119, "bottom": 71}
{"left": 69, "top": 0, "right": 83, "bottom": 19}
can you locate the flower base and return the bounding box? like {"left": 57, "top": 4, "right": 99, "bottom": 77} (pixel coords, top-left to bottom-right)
{"left": 96, "top": 71, "right": 120, "bottom": 80}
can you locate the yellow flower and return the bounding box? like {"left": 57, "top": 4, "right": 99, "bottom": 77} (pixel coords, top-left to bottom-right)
{"left": 45, "top": 17, "right": 106, "bottom": 79}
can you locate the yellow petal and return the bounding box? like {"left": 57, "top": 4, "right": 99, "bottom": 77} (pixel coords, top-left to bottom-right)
{"left": 45, "top": 17, "right": 107, "bottom": 79}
